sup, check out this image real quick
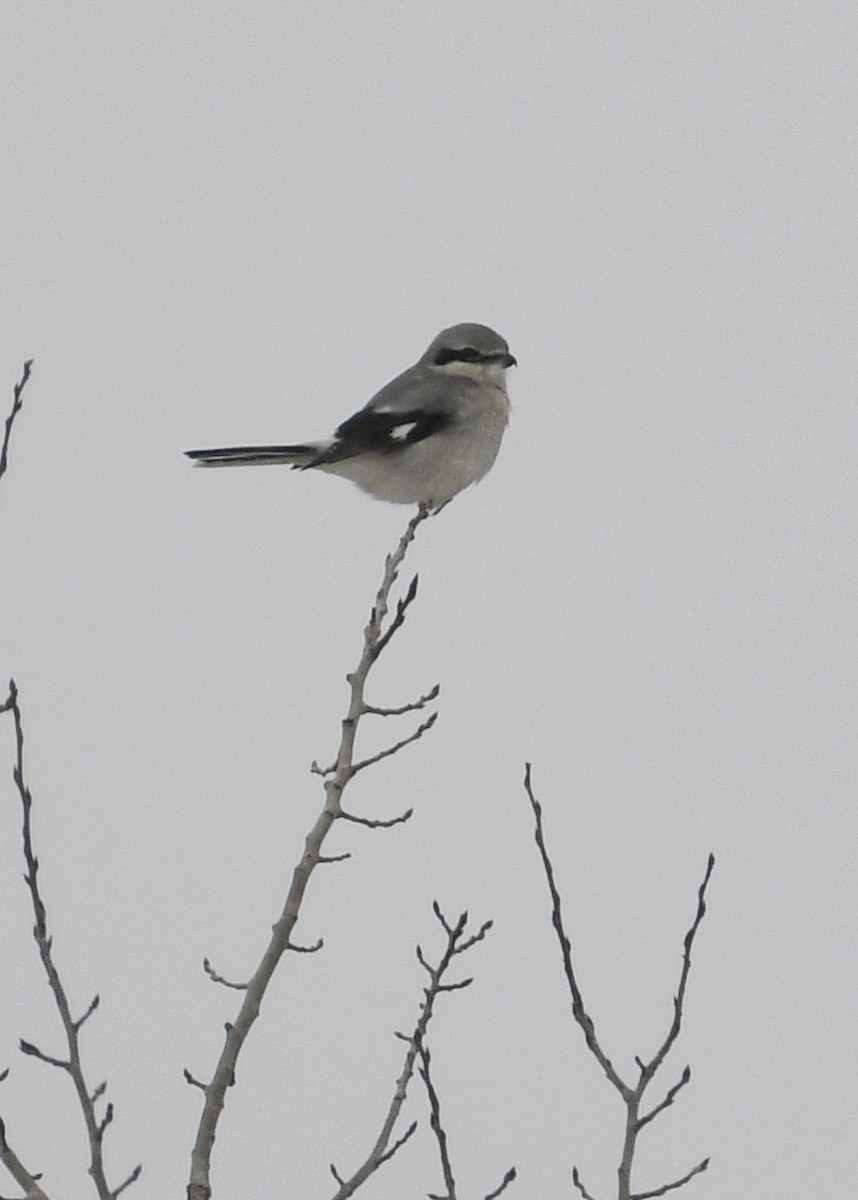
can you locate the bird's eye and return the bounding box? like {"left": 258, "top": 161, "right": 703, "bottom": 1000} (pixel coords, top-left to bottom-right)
{"left": 434, "top": 346, "right": 481, "bottom": 366}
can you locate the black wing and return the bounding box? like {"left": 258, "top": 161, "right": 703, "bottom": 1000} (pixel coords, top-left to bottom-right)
{"left": 310, "top": 406, "right": 452, "bottom": 465}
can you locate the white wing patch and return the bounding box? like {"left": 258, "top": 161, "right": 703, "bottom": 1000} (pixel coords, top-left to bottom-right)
{"left": 389, "top": 421, "right": 418, "bottom": 442}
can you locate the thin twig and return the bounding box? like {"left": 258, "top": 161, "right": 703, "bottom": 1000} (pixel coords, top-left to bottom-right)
{"left": 74, "top": 995, "right": 101, "bottom": 1032}
{"left": 636, "top": 1067, "right": 691, "bottom": 1131}
{"left": 113, "top": 1165, "right": 143, "bottom": 1198}
{"left": 572, "top": 1165, "right": 598, "bottom": 1200}
{"left": 0, "top": 1115, "right": 51, "bottom": 1200}
{"left": 0, "top": 360, "right": 33, "bottom": 492}
{"left": 339, "top": 807, "right": 413, "bottom": 830}
{"left": 375, "top": 1119, "right": 418, "bottom": 1167}
{"left": 202, "top": 959, "right": 248, "bottom": 990}
{"left": 363, "top": 683, "right": 440, "bottom": 717}
{"left": 373, "top": 573, "right": 419, "bottom": 657}
{"left": 1, "top": 682, "right": 140, "bottom": 1199}
{"left": 420, "top": 1042, "right": 456, "bottom": 1200}
{"left": 351, "top": 712, "right": 438, "bottom": 773}
{"left": 286, "top": 938, "right": 323, "bottom": 954}
{"left": 187, "top": 508, "right": 435, "bottom": 1200}
{"left": 18, "top": 1042, "right": 67, "bottom": 1070}
{"left": 631, "top": 1158, "right": 709, "bottom": 1199}
{"left": 484, "top": 1166, "right": 517, "bottom": 1200}
{"left": 452, "top": 920, "right": 493, "bottom": 956}
{"left": 523, "top": 764, "right": 627, "bottom": 1096}
{"left": 637, "top": 857, "right": 715, "bottom": 1088}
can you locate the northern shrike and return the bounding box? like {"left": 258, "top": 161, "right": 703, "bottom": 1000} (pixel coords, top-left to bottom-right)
{"left": 186, "top": 323, "right": 515, "bottom": 510}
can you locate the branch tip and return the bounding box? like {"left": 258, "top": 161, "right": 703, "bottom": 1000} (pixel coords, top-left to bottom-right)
{"left": 286, "top": 937, "right": 323, "bottom": 953}
{"left": 1, "top": 359, "right": 35, "bottom": 487}
{"left": 202, "top": 958, "right": 248, "bottom": 990}
{"left": 572, "top": 1164, "right": 597, "bottom": 1200}
{"left": 631, "top": 1155, "right": 709, "bottom": 1199}
{"left": 484, "top": 1165, "right": 517, "bottom": 1200}
{"left": 113, "top": 1162, "right": 143, "bottom": 1197}
{"left": 339, "top": 806, "right": 413, "bottom": 829}
{"left": 351, "top": 711, "right": 437, "bottom": 774}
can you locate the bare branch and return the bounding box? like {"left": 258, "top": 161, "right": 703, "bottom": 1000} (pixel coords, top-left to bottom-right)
{"left": 74, "top": 995, "right": 100, "bottom": 1032}
{"left": 453, "top": 919, "right": 493, "bottom": 956}
{"left": 631, "top": 1157, "right": 709, "bottom": 1199}
{"left": 202, "top": 959, "right": 247, "bottom": 990}
{"left": 637, "top": 857, "right": 715, "bottom": 1087}
{"left": 572, "top": 1165, "right": 598, "bottom": 1200}
{"left": 363, "top": 683, "right": 440, "bottom": 717}
{"left": 96, "top": 1103, "right": 114, "bottom": 1139}
{"left": 0, "top": 360, "right": 33, "bottom": 494}
{"left": 113, "top": 1163, "right": 143, "bottom": 1198}
{"left": 285, "top": 938, "right": 323, "bottom": 954}
{"left": 436, "top": 978, "right": 473, "bottom": 994}
{"left": 19, "top": 1041, "right": 68, "bottom": 1071}
{"left": 183, "top": 1069, "right": 207, "bottom": 1092}
{"left": 0, "top": 1115, "right": 51, "bottom": 1200}
{"left": 484, "top": 1166, "right": 517, "bottom": 1200}
{"left": 2, "top": 683, "right": 133, "bottom": 1199}
{"left": 432, "top": 901, "right": 454, "bottom": 936}
{"left": 419, "top": 1042, "right": 456, "bottom": 1200}
{"left": 373, "top": 572, "right": 419, "bottom": 657}
{"left": 636, "top": 1067, "right": 691, "bottom": 1131}
{"left": 375, "top": 1119, "right": 417, "bottom": 1167}
{"left": 523, "top": 764, "right": 627, "bottom": 1096}
{"left": 328, "top": 907, "right": 491, "bottom": 1199}
{"left": 338, "top": 807, "right": 413, "bottom": 830}
{"left": 351, "top": 711, "right": 438, "bottom": 774}
{"left": 187, "top": 509, "right": 432, "bottom": 1200}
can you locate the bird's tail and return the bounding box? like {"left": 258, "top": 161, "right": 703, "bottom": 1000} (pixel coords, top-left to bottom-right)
{"left": 185, "top": 444, "right": 320, "bottom": 468}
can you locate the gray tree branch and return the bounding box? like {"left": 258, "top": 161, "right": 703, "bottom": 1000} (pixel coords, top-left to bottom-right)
{"left": 524, "top": 764, "right": 713, "bottom": 1200}
{"left": 0, "top": 360, "right": 33, "bottom": 495}
{"left": 0, "top": 1113, "right": 51, "bottom": 1200}
{"left": 1, "top": 683, "right": 140, "bottom": 1199}
{"left": 187, "top": 506, "right": 438, "bottom": 1200}
{"left": 327, "top": 905, "right": 498, "bottom": 1199}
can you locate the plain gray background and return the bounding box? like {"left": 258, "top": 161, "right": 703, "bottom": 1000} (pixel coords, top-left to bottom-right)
{"left": 1, "top": 3, "right": 856, "bottom": 1197}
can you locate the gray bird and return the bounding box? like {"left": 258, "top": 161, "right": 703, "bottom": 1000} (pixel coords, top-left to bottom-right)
{"left": 185, "top": 323, "right": 516, "bottom": 511}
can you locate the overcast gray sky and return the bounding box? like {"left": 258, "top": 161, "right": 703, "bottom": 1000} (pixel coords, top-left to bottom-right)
{"left": 1, "top": 3, "right": 856, "bottom": 1197}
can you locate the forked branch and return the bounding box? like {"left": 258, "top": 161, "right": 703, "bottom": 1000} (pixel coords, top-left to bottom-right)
{"left": 524, "top": 765, "right": 712, "bottom": 1200}
{"left": 1, "top": 682, "right": 140, "bottom": 1199}
{"left": 328, "top": 905, "right": 503, "bottom": 1199}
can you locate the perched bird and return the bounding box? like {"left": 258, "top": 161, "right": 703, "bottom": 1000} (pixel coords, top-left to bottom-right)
{"left": 186, "top": 323, "right": 515, "bottom": 511}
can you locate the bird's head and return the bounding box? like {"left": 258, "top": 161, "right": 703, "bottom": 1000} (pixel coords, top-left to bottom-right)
{"left": 423, "top": 323, "right": 517, "bottom": 382}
